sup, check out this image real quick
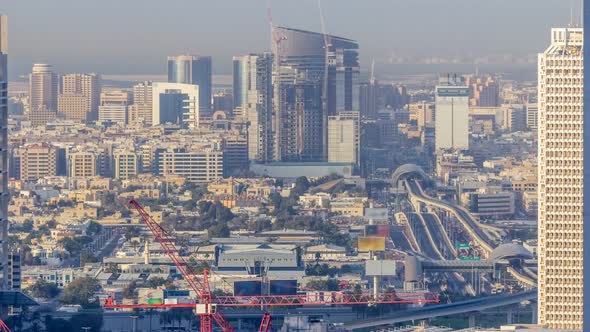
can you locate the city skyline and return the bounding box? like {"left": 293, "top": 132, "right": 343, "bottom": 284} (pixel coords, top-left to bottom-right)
{"left": 0, "top": 2, "right": 588, "bottom": 331}
{"left": 0, "top": 0, "right": 580, "bottom": 78}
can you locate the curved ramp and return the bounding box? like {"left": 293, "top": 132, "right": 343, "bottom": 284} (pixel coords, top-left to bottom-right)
{"left": 405, "top": 179, "right": 494, "bottom": 256}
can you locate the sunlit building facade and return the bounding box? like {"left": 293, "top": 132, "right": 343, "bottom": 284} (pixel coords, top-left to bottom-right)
{"left": 537, "top": 27, "right": 583, "bottom": 330}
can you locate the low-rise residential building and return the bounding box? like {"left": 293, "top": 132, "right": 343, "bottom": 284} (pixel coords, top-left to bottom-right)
{"left": 303, "top": 244, "right": 347, "bottom": 261}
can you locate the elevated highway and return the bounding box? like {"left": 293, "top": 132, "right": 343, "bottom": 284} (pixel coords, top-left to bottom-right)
{"left": 405, "top": 179, "right": 495, "bottom": 256}
{"left": 423, "top": 213, "right": 456, "bottom": 260}
{"left": 341, "top": 291, "right": 537, "bottom": 330}
{"left": 410, "top": 212, "right": 444, "bottom": 260}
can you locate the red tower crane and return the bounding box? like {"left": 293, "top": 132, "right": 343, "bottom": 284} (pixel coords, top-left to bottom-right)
{"left": 124, "top": 200, "right": 234, "bottom": 332}
{"left": 258, "top": 313, "right": 272, "bottom": 332}
{"left": 104, "top": 200, "right": 439, "bottom": 331}
{"left": 0, "top": 319, "right": 11, "bottom": 332}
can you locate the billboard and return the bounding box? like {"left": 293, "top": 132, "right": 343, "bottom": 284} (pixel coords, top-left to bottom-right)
{"left": 233, "top": 281, "right": 262, "bottom": 296}
{"left": 365, "top": 260, "right": 397, "bottom": 276}
{"left": 358, "top": 237, "right": 385, "bottom": 251}
{"left": 269, "top": 280, "right": 298, "bottom": 295}
{"left": 365, "top": 224, "right": 390, "bottom": 237}
{"left": 364, "top": 208, "right": 388, "bottom": 221}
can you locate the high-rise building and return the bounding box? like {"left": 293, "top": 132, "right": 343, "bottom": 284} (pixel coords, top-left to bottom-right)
{"left": 233, "top": 54, "right": 274, "bottom": 162}
{"left": 129, "top": 81, "right": 153, "bottom": 126}
{"left": 212, "top": 92, "right": 233, "bottom": 113}
{"left": 0, "top": 15, "right": 7, "bottom": 288}
{"left": 222, "top": 135, "right": 248, "bottom": 176}
{"left": 409, "top": 102, "right": 435, "bottom": 131}
{"left": 537, "top": 27, "right": 583, "bottom": 330}
{"left": 19, "top": 143, "right": 58, "bottom": 182}
{"left": 328, "top": 111, "right": 360, "bottom": 165}
{"left": 273, "top": 27, "right": 359, "bottom": 161}
{"left": 526, "top": 103, "right": 538, "bottom": 130}
{"left": 28, "top": 109, "right": 57, "bottom": 126}
{"left": 466, "top": 76, "right": 500, "bottom": 107}
{"left": 58, "top": 73, "right": 101, "bottom": 122}
{"left": 167, "top": 55, "right": 212, "bottom": 116}
{"left": 504, "top": 105, "right": 527, "bottom": 132}
{"left": 68, "top": 152, "right": 99, "bottom": 178}
{"left": 359, "top": 82, "right": 377, "bottom": 118}
{"left": 276, "top": 80, "right": 323, "bottom": 161}
{"left": 29, "top": 64, "right": 58, "bottom": 117}
{"left": 434, "top": 75, "right": 469, "bottom": 150}
{"left": 151, "top": 82, "right": 199, "bottom": 128}
{"left": 113, "top": 151, "right": 139, "bottom": 180}
{"left": 132, "top": 81, "right": 153, "bottom": 105}
{"left": 232, "top": 56, "right": 248, "bottom": 113}
{"left": 98, "top": 91, "right": 132, "bottom": 125}
{"left": 155, "top": 147, "right": 223, "bottom": 183}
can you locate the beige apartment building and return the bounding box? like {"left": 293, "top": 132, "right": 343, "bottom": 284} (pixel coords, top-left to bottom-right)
{"left": 113, "top": 151, "right": 139, "bottom": 180}
{"left": 537, "top": 27, "right": 583, "bottom": 330}
{"left": 157, "top": 148, "right": 223, "bottom": 183}
{"left": 98, "top": 91, "right": 132, "bottom": 125}
{"left": 68, "top": 152, "right": 98, "bottom": 178}
{"left": 19, "top": 143, "right": 58, "bottom": 182}
{"left": 58, "top": 73, "right": 101, "bottom": 122}
{"left": 29, "top": 64, "right": 58, "bottom": 113}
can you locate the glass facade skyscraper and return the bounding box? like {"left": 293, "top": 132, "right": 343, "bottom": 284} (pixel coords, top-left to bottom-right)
{"left": 273, "top": 27, "right": 359, "bottom": 162}
{"left": 167, "top": 55, "right": 212, "bottom": 116}
{"left": 233, "top": 54, "right": 274, "bottom": 162}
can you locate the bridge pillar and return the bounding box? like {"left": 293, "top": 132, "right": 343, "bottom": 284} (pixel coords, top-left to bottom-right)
{"left": 468, "top": 313, "right": 476, "bottom": 328}
{"left": 531, "top": 304, "right": 538, "bottom": 324}
{"left": 507, "top": 308, "right": 513, "bottom": 325}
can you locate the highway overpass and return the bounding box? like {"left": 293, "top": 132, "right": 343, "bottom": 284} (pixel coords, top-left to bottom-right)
{"left": 341, "top": 291, "right": 537, "bottom": 330}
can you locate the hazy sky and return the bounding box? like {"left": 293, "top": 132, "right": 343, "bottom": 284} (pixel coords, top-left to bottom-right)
{"left": 0, "top": 0, "right": 578, "bottom": 78}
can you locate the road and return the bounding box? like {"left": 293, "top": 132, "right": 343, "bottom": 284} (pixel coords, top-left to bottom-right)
{"left": 405, "top": 179, "right": 494, "bottom": 255}
{"left": 422, "top": 213, "right": 456, "bottom": 260}
{"left": 408, "top": 213, "right": 441, "bottom": 260}
{"left": 341, "top": 290, "right": 537, "bottom": 330}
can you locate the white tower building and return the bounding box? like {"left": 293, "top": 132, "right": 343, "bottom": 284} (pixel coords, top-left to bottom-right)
{"left": 537, "top": 27, "right": 584, "bottom": 330}
{"left": 434, "top": 75, "right": 469, "bottom": 151}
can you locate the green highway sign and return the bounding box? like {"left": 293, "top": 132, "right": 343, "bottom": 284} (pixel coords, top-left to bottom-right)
{"left": 460, "top": 256, "right": 480, "bottom": 261}
{"left": 455, "top": 243, "right": 470, "bottom": 249}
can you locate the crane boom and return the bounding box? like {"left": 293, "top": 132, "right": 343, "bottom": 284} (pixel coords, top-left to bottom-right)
{"left": 108, "top": 200, "right": 438, "bottom": 331}
{"left": 258, "top": 313, "right": 272, "bottom": 332}
{"left": 318, "top": 0, "right": 331, "bottom": 161}
{"left": 0, "top": 320, "right": 10, "bottom": 332}
{"left": 128, "top": 200, "right": 209, "bottom": 299}
{"left": 127, "top": 200, "right": 235, "bottom": 332}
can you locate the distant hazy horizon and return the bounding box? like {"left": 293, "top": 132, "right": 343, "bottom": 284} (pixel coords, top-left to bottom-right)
{"left": 0, "top": 0, "right": 578, "bottom": 79}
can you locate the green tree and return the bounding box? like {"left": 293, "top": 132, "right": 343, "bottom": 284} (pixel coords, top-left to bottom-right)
{"left": 146, "top": 276, "right": 167, "bottom": 289}
{"left": 60, "top": 277, "right": 101, "bottom": 307}
{"left": 123, "top": 281, "right": 138, "bottom": 299}
{"left": 124, "top": 226, "right": 141, "bottom": 241}
{"left": 187, "top": 257, "right": 210, "bottom": 274}
{"left": 27, "top": 279, "right": 60, "bottom": 299}
{"left": 80, "top": 252, "right": 98, "bottom": 266}
{"left": 86, "top": 221, "right": 103, "bottom": 236}
{"left": 183, "top": 200, "right": 197, "bottom": 211}
{"left": 208, "top": 223, "right": 230, "bottom": 238}
{"left": 292, "top": 176, "right": 311, "bottom": 197}
{"left": 21, "top": 220, "right": 34, "bottom": 232}
{"left": 305, "top": 279, "right": 339, "bottom": 291}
